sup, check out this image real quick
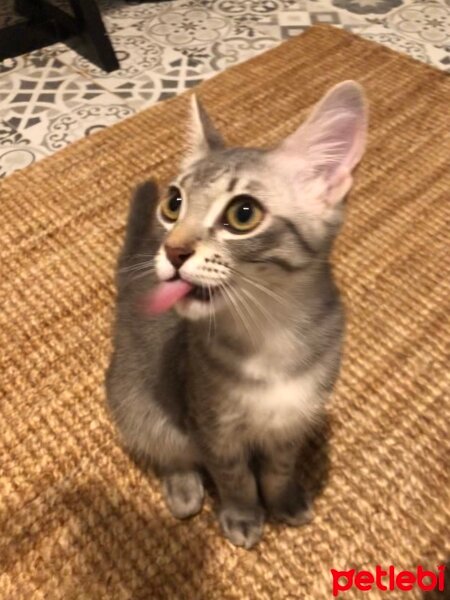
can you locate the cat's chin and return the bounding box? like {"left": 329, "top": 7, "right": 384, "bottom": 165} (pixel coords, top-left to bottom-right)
{"left": 174, "top": 294, "right": 226, "bottom": 321}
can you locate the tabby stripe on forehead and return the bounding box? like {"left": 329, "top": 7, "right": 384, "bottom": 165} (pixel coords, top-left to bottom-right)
{"left": 178, "top": 173, "right": 192, "bottom": 188}
{"left": 275, "top": 216, "right": 317, "bottom": 256}
{"left": 227, "top": 177, "right": 238, "bottom": 192}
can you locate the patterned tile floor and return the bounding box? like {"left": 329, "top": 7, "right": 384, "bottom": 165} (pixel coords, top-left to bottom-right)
{"left": 0, "top": 0, "right": 449, "bottom": 178}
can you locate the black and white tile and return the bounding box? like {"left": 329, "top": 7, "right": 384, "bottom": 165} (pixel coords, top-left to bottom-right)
{"left": 0, "top": 0, "right": 448, "bottom": 178}
{"left": 385, "top": 0, "right": 449, "bottom": 45}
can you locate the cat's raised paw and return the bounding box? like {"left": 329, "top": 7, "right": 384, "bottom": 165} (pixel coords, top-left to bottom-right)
{"left": 162, "top": 471, "right": 204, "bottom": 519}
{"left": 219, "top": 506, "right": 264, "bottom": 549}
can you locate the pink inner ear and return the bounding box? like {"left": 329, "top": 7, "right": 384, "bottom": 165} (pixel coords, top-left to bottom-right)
{"left": 306, "top": 110, "right": 364, "bottom": 182}
{"left": 278, "top": 82, "right": 367, "bottom": 186}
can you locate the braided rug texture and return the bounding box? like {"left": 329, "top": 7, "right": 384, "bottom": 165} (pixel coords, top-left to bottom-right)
{"left": 0, "top": 26, "right": 449, "bottom": 600}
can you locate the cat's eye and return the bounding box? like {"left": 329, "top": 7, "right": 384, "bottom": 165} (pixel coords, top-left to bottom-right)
{"left": 222, "top": 195, "right": 264, "bottom": 234}
{"left": 160, "top": 186, "right": 183, "bottom": 222}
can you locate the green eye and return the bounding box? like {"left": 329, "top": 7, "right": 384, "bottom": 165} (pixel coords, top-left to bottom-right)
{"left": 160, "top": 186, "right": 182, "bottom": 222}
{"left": 223, "top": 195, "right": 264, "bottom": 234}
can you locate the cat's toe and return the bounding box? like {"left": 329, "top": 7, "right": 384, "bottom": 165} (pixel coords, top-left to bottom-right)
{"left": 270, "top": 486, "right": 314, "bottom": 526}
{"left": 273, "top": 504, "right": 314, "bottom": 526}
{"left": 219, "top": 506, "right": 264, "bottom": 549}
{"left": 162, "top": 471, "right": 204, "bottom": 519}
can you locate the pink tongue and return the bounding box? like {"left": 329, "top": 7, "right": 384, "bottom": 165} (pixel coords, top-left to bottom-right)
{"left": 142, "top": 279, "right": 193, "bottom": 315}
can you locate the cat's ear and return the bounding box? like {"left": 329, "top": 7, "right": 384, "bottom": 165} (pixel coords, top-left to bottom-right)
{"left": 184, "top": 95, "right": 225, "bottom": 165}
{"left": 271, "top": 81, "right": 367, "bottom": 205}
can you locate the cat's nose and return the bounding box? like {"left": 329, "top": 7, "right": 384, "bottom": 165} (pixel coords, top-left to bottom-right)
{"left": 164, "top": 243, "right": 194, "bottom": 269}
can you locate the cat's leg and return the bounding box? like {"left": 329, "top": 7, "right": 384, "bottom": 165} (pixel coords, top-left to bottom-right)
{"left": 106, "top": 372, "right": 204, "bottom": 519}
{"left": 205, "top": 452, "right": 264, "bottom": 549}
{"left": 259, "top": 441, "right": 313, "bottom": 526}
{"left": 133, "top": 426, "right": 204, "bottom": 520}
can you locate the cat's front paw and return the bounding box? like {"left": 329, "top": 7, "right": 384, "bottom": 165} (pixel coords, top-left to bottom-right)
{"left": 162, "top": 471, "right": 204, "bottom": 519}
{"left": 219, "top": 506, "right": 264, "bottom": 549}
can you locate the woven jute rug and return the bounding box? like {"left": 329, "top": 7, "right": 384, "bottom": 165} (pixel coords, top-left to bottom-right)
{"left": 0, "top": 26, "right": 449, "bottom": 599}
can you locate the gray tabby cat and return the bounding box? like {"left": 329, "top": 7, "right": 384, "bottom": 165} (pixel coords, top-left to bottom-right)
{"left": 106, "top": 81, "right": 367, "bottom": 548}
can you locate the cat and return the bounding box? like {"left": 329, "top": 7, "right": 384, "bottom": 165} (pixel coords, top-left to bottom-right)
{"left": 106, "top": 81, "right": 367, "bottom": 548}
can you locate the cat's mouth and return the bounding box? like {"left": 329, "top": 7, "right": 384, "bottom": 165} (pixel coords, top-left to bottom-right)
{"left": 142, "top": 276, "right": 224, "bottom": 317}
{"left": 186, "top": 284, "right": 221, "bottom": 303}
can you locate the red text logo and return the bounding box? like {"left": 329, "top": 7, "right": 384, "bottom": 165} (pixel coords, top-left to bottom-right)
{"left": 331, "top": 565, "right": 446, "bottom": 597}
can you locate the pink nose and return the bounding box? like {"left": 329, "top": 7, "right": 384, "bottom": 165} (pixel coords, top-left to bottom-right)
{"left": 164, "top": 244, "right": 194, "bottom": 269}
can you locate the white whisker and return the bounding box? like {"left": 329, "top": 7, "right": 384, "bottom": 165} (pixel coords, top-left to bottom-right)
{"left": 221, "top": 284, "right": 256, "bottom": 349}
{"left": 240, "top": 286, "right": 277, "bottom": 327}
{"left": 119, "top": 259, "right": 155, "bottom": 274}
{"left": 207, "top": 280, "right": 213, "bottom": 342}
{"left": 228, "top": 267, "right": 289, "bottom": 307}
{"left": 129, "top": 267, "right": 156, "bottom": 282}
{"left": 226, "top": 285, "right": 258, "bottom": 349}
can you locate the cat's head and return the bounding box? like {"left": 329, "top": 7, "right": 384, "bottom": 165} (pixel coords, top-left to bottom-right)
{"left": 154, "top": 81, "right": 367, "bottom": 321}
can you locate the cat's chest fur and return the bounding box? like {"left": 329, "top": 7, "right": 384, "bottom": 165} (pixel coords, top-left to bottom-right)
{"left": 198, "top": 330, "right": 325, "bottom": 443}
{"left": 235, "top": 370, "right": 321, "bottom": 440}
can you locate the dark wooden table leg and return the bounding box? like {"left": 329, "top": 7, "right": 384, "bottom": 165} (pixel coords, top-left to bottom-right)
{"left": 7, "top": 0, "right": 119, "bottom": 72}
{"left": 68, "top": 0, "right": 119, "bottom": 72}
